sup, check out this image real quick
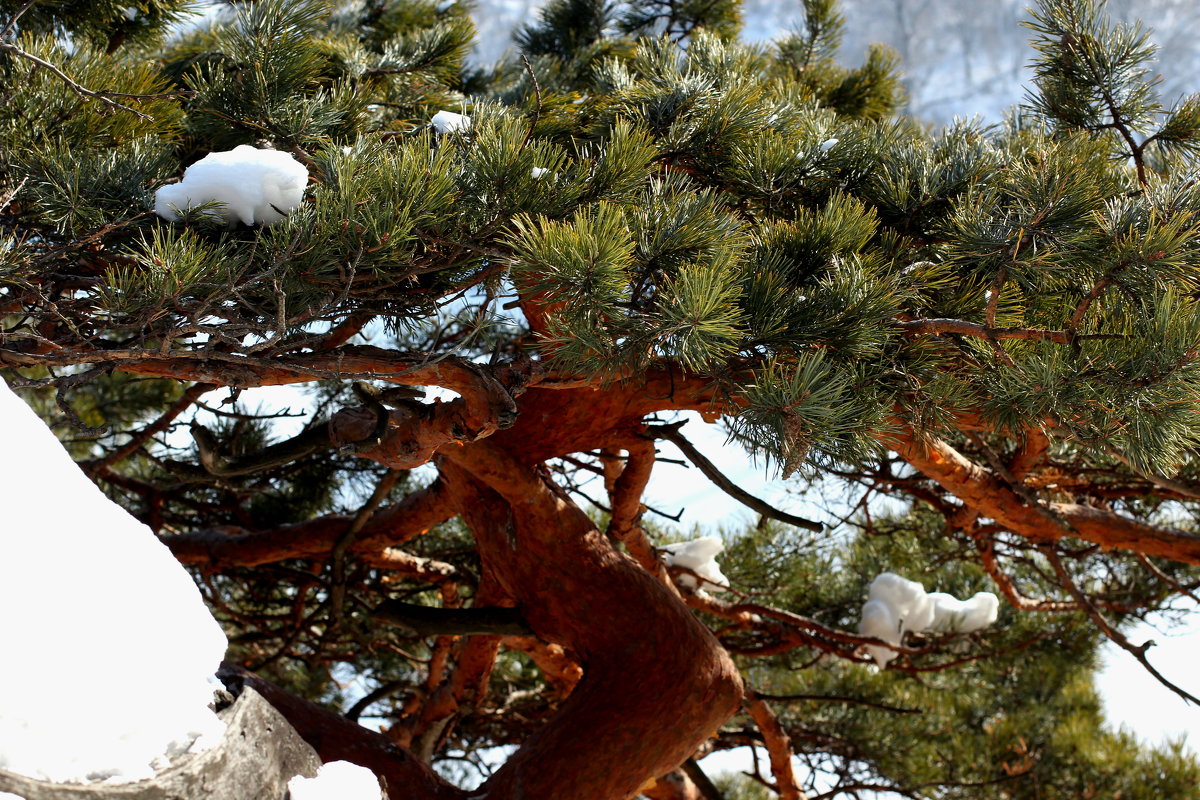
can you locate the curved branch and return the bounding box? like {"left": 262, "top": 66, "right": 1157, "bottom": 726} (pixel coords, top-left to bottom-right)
{"left": 436, "top": 455, "right": 743, "bottom": 800}
{"left": 886, "top": 424, "right": 1200, "bottom": 564}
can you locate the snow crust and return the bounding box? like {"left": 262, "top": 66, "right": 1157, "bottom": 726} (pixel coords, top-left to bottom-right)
{"left": 155, "top": 145, "right": 308, "bottom": 227}
{"left": 431, "top": 110, "right": 471, "bottom": 133}
{"left": 287, "top": 760, "right": 385, "bottom": 800}
{"left": 858, "top": 572, "right": 998, "bottom": 667}
{"left": 661, "top": 536, "right": 729, "bottom": 592}
{"left": 0, "top": 378, "right": 229, "bottom": 783}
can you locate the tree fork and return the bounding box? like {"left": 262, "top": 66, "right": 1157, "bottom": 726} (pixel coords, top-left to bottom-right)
{"left": 438, "top": 456, "right": 743, "bottom": 800}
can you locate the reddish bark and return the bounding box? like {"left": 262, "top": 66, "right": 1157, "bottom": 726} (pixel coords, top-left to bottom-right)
{"left": 163, "top": 481, "right": 453, "bottom": 567}
{"left": 745, "top": 691, "right": 806, "bottom": 800}
{"left": 888, "top": 425, "right": 1200, "bottom": 564}
{"left": 438, "top": 454, "right": 743, "bottom": 800}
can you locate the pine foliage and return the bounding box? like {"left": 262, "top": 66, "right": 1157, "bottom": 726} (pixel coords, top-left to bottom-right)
{"left": 4, "top": 0, "right": 1200, "bottom": 795}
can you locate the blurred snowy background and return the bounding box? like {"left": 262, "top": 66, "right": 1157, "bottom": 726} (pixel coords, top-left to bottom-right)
{"left": 470, "top": 0, "right": 1200, "bottom": 126}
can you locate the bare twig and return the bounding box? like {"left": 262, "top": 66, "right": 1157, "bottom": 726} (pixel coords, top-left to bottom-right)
{"left": 644, "top": 421, "right": 823, "bottom": 532}
{"left": 330, "top": 469, "right": 402, "bottom": 623}
{"left": 1041, "top": 544, "right": 1200, "bottom": 705}
{"left": 518, "top": 55, "right": 542, "bottom": 152}
{"left": 0, "top": 39, "right": 188, "bottom": 120}
{"left": 752, "top": 692, "right": 921, "bottom": 715}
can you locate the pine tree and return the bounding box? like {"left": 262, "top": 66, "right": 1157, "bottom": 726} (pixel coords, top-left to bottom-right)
{"left": 2, "top": 0, "right": 1200, "bottom": 798}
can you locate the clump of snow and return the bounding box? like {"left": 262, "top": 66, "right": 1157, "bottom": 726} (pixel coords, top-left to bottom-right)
{"left": 0, "top": 377, "right": 228, "bottom": 782}
{"left": 531, "top": 167, "right": 550, "bottom": 180}
{"left": 928, "top": 591, "right": 1000, "bottom": 633}
{"left": 858, "top": 572, "right": 998, "bottom": 667}
{"left": 661, "top": 536, "right": 729, "bottom": 592}
{"left": 819, "top": 138, "right": 839, "bottom": 152}
{"left": 287, "top": 761, "right": 385, "bottom": 800}
{"left": 155, "top": 145, "right": 308, "bottom": 227}
{"left": 430, "top": 110, "right": 471, "bottom": 134}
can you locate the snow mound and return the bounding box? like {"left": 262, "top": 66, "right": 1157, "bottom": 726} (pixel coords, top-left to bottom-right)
{"left": 287, "top": 760, "right": 385, "bottom": 800}
{"left": 155, "top": 145, "right": 308, "bottom": 227}
{"left": 430, "top": 110, "right": 471, "bottom": 133}
{"left": 858, "top": 572, "right": 998, "bottom": 667}
{"left": 0, "top": 377, "right": 229, "bottom": 783}
{"left": 661, "top": 536, "right": 729, "bottom": 592}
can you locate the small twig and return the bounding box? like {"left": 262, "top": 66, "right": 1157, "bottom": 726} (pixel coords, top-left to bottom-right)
{"left": 1135, "top": 553, "right": 1200, "bottom": 605}
{"left": 518, "top": 55, "right": 542, "bottom": 152}
{"left": 0, "top": 40, "right": 180, "bottom": 120}
{"left": 330, "top": 469, "right": 402, "bottom": 624}
{"left": 1105, "top": 445, "right": 1200, "bottom": 500}
{"left": 752, "top": 692, "right": 921, "bottom": 715}
{"left": 644, "top": 421, "right": 823, "bottom": 532}
{"left": 1041, "top": 544, "right": 1200, "bottom": 705}
{"left": 89, "top": 383, "right": 214, "bottom": 471}
{"left": 0, "top": 0, "right": 37, "bottom": 41}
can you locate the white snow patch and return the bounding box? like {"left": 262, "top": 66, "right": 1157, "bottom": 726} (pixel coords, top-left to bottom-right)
{"left": 287, "top": 760, "right": 385, "bottom": 800}
{"left": 0, "top": 377, "right": 228, "bottom": 783}
{"left": 661, "top": 536, "right": 729, "bottom": 592}
{"left": 431, "top": 110, "right": 471, "bottom": 134}
{"left": 819, "top": 138, "right": 839, "bottom": 152}
{"left": 155, "top": 145, "right": 308, "bottom": 227}
{"left": 531, "top": 167, "right": 550, "bottom": 180}
{"left": 927, "top": 591, "right": 1000, "bottom": 633}
{"left": 858, "top": 572, "right": 998, "bottom": 667}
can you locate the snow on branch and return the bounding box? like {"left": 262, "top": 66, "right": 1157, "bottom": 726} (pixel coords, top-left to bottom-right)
{"left": 155, "top": 145, "right": 309, "bottom": 227}
{"left": 858, "top": 572, "right": 999, "bottom": 667}
{"left": 661, "top": 535, "right": 730, "bottom": 592}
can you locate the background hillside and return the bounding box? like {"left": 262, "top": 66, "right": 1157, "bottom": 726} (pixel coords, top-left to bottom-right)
{"left": 470, "top": 0, "right": 1200, "bottom": 124}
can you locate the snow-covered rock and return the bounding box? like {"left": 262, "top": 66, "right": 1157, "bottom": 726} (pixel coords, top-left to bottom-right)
{"left": 661, "top": 536, "right": 729, "bottom": 592}
{"left": 0, "top": 377, "right": 229, "bottom": 783}
{"left": 155, "top": 145, "right": 308, "bottom": 227}
{"left": 288, "top": 760, "right": 385, "bottom": 800}
{"left": 857, "top": 572, "right": 998, "bottom": 667}
{"left": 430, "top": 110, "right": 471, "bottom": 134}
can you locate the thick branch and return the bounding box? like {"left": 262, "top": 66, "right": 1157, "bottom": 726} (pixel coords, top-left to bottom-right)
{"left": 374, "top": 601, "right": 531, "bottom": 637}
{"left": 887, "top": 424, "right": 1200, "bottom": 564}
{"left": 438, "top": 456, "right": 743, "bottom": 800}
